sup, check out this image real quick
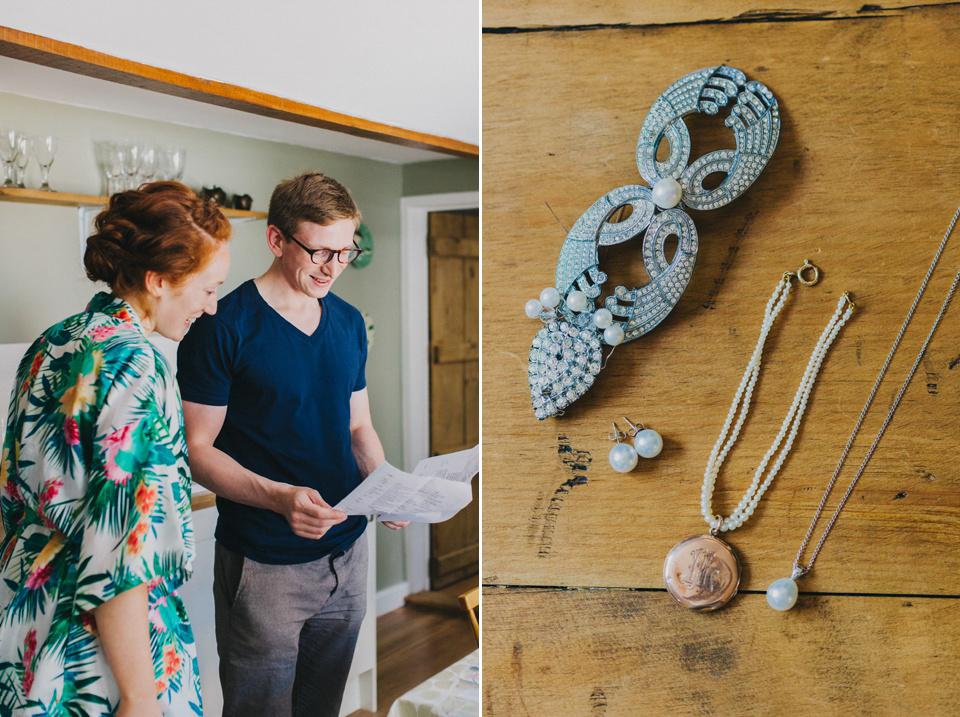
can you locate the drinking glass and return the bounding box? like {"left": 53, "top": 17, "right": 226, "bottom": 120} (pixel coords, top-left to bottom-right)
{"left": 158, "top": 146, "right": 185, "bottom": 182}
{"left": 104, "top": 143, "right": 125, "bottom": 196}
{"left": 33, "top": 135, "right": 57, "bottom": 191}
{"left": 14, "top": 136, "right": 31, "bottom": 188}
{"left": 139, "top": 143, "right": 157, "bottom": 184}
{"left": 0, "top": 129, "right": 21, "bottom": 187}
{"left": 120, "top": 142, "right": 141, "bottom": 190}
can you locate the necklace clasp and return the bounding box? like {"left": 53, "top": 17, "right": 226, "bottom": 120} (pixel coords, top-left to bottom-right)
{"left": 796, "top": 259, "right": 820, "bottom": 287}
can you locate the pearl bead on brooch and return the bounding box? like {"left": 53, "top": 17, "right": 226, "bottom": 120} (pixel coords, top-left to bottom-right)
{"left": 566, "top": 290, "right": 589, "bottom": 313}
{"left": 524, "top": 299, "right": 543, "bottom": 318}
{"left": 593, "top": 308, "right": 613, "bottom": 329}
{"left": 539, "top": 287, "right": 561, "bottom": 309}
{"left": 766, "top": 577, "right": 798, "bottom": 611}
{"left": 603, "top": 324, "right": 624, "bottom": 346}
{"left": 652, "top": 177, "right": 683, "bottom": 209}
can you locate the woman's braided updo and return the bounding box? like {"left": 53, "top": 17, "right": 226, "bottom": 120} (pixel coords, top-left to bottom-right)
{"left": 84, "top": 181, "right": 231, "bottom": 296}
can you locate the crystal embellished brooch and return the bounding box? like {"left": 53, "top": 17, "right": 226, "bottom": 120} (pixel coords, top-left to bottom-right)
{"left": 526, "top": 66, "right": 780, "bottom": 420}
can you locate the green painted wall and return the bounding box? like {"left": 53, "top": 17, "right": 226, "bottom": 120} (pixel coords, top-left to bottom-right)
{"left": 402, "top": 157, "right": 479, "bottom": 196}
{"left": 0, "top": 92, "right": 423, "bottom": 592}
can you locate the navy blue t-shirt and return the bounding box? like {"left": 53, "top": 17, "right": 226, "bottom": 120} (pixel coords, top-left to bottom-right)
{"left": 176, "top": 279, "right": 367, "bottom": 564}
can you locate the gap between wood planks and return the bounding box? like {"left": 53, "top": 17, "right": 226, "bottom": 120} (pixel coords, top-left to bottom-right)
{"left": 482, "top": 3, "right": 960, "bottom": 33}
{"left": 482, "top": 584, "right": 960, "bottom": 600}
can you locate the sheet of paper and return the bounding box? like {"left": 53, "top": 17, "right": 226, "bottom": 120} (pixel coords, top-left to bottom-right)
{"left": 333, "top": 445, "right": 478, "bottom": 523}
{"left": 412, "top": 445, "right": 479, "bottom": 483}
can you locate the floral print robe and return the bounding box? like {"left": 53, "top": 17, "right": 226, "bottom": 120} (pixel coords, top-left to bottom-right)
{"left": 0, "top": 293, "right": 202, "bottom": 716}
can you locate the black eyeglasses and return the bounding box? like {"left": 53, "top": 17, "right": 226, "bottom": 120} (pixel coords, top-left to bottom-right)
{"left": 281, "top": 230, "right": 364, "bottom": 265}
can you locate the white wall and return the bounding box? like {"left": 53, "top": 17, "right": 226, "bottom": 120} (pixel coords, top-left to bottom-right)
{"left": 0, "top": 1, "right": 479, "bottom": 144}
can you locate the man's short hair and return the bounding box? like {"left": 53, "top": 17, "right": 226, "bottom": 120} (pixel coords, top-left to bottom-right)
{"left": 268, "top": 172, "right": 362, "bottom": 239}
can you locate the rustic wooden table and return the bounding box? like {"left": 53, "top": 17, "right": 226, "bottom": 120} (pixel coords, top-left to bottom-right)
{"left": 481, "top": 3, "right": 960, "bottom": 714}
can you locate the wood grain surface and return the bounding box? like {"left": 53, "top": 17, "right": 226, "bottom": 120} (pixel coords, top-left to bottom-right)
{"left": 483, "top": 588, "right": 960, "bottom": 715}
{"left": 0, "top": 187, "right": 267, "bottom": 219}
{"left": 483, "top": 1, "right": 929, "bottom": 29}
{"left": 482, "top": 3, "right": 960, "bottom": 713}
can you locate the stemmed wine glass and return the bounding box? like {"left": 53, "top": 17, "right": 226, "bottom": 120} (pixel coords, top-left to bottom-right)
{"left": 0, "top": 130, "right": 21, "bottom": 187}
{"left": 158, "top": 147, "right": 186, "bottom": 182}
{"left": 139, "top": 144, "right": 157, "bottom": 184}
{"left": 120, "top": 142, "right": 141, "bottom": 190}
{"left": 13, "top": 136, "right": 31, "bottom": 188}
{"left": 105, "top": 143, "right": 125, "bottom": 196}
{"left": 33, "top": 135, "right": 57, "bottom": 192}
{"left": 95, "top": 141, "right": 126, "bottom": 196}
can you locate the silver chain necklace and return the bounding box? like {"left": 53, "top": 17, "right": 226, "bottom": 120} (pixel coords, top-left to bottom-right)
{"left": 765, "top": 205, "right": 960, "bottom": 611}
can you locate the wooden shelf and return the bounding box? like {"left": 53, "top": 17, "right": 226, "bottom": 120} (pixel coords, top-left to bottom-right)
{"left": 0, "top": 186, "right": 267, "bottom": 219}
{"left": 190, "top": 491, "right": 217, "bottom": 511}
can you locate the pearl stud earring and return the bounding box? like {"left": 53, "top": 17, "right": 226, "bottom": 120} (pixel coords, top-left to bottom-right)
{"left": 607, "top": 422, "right": 638, "bottom": 473}
{"left": 622, "top": 417, "right": 663, "bottom": 458}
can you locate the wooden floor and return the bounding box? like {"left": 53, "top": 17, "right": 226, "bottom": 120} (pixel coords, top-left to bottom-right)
{"left": 350, "top": 577, "right": 478, "bottom": 717}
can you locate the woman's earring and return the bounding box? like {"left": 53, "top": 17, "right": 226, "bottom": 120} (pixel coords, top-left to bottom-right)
{"left": 623, "top": 417, "right": 663, "bottom": 458}
{"left": 608, "top": 422, "right": 639, "bottom": 473}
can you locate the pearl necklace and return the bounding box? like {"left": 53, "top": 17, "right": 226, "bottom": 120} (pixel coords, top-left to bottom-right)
{"left": 703, "top": 277, "right": 854, "bottom": 534}
{"left": 766, "top": 205, "right": 960, "bottom": 611}
{"left": 664, "top": 263, "right": 855, "bottom": 611}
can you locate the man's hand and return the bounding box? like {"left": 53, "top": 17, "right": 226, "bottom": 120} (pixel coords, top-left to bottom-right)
{"left": 275, "top": 485, "right": 347, "bottom": 539}
{"left": 380, "top": 519, "right": 410, "bottom": 530}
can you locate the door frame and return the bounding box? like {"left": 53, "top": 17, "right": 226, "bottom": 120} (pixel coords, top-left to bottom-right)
{"left": 400, "top": 191, "right": 479, "bottom": 594}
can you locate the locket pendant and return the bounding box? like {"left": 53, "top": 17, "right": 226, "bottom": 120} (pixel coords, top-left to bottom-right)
{"left": 663, "top": 534, "right": 741, "bottom": 611}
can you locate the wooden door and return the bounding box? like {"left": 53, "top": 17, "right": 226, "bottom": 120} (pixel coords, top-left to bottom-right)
{"left": 428, "top": 209, "right": 479, "bottom": 589}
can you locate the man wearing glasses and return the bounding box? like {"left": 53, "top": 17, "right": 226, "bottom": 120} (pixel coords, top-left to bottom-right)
{"left": 177, "top": 172, "right": 404, "bottom": 716}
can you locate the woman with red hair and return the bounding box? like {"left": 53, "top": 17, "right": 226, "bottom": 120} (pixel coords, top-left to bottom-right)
{"left": 0, "top": 182, "right": 232, "bottom": 716}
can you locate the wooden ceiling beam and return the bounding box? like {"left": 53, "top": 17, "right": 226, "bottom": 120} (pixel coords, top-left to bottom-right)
{"left": 0, "top": 26, "right": 478, "bottom": 158}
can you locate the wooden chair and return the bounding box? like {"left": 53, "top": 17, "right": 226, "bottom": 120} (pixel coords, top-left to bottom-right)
{"left": 458, "top": 586, "right": 479, "bottom": 644}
